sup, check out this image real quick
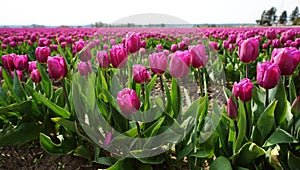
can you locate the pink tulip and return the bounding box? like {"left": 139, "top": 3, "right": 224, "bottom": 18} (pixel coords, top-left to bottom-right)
{"left": 78, "top": 61, "right": 92, "bottom": 77}
{"left": 227, "top": 98, "right": 238, "bottom": 120}
{"left": 169, "top": 50, "right": 191, "bottom": 79}
{"left": 189, "top": 44, "right": 209, "bottom": 68}
{"left": 256, "top": 62, "right": 280, "bottom": 90}
{"left": 13, "top": 54, "right": 28, "bottom": 71}
{"left": 117, "top": 88, "right": 140, "bottom": 115}
{"left": 125, "top": 32, "right": 141, "bottom": 54}
{"left": 232, "top": 78, "right": 254, "bottom": 102}
{"left": 238, "top": 38, "right": 259, "bottom": 64}
{"left": 31, "top": 69, "right": 42, "bottom": 83}
{"left": 47, "top": 55, "right": 68, "bottom": 80}
{"left": 96, "top": 51, "right": 110, "bottom": 69}
{"left": 35, "top": 46, "right": 51, "bottom": 64}
{"left": 109, "top": 44, "right": 128, "bottom": 68}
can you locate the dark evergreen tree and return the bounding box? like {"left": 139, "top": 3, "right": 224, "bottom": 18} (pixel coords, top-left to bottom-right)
{"left": 279, "top": 11, "right": 287, "bottom": 24}
{"left": 290, "top": 6, "right": 299, "bottom": 22}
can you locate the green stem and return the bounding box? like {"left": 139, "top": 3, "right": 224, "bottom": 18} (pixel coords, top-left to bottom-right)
{"left": 135, "top": 121, "right": 142, "bottom": 138}
{"left": 244, "top": 102, "right": 251, "bottom": 138}
{"left": 159, "top": 75, "right": 166, "bottom": 106}
{"left": 234, "top": 120, "right": 238, "bottom": 139}
{"left": 246, "top": 63, "right": 249, "bottom": 78}
{"left": 198, "top": 68, "right": 203, "bottom": 97}
{"left": 265, "top": 89, "right": 269, "bottom": 108}
{"left": 62, "top": 79, "right": 71, "bottom": 113}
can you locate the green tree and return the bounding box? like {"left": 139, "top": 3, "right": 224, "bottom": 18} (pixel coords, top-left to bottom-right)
{"left": 279, "top": 10, "right": 287, "bottom": 25}
{"left": 290, "top": 6, "right": 299, "bottom": 22}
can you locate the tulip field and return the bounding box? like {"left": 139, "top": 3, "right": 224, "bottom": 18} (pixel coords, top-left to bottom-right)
{"left": 0, "top": 27, "right": 300, "bottom": 169}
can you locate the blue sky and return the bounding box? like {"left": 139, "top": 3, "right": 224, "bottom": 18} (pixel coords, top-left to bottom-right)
{"left": 0, "top": 0, "right": 298, "bottom": 25}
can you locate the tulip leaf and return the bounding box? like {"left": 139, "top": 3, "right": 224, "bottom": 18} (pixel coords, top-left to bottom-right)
{"left": 252, "top": 100, "right": 277, "bottom": 146}
{"left": 40, "top": 133, "right": 75, "bottom": 154}
{"left": 107, "top": 158, "right": 137, "bottom": 170}
{"left": 13, "top": 70, "right": 26, "bottom": 100}
{"left": 263, "top": 128, "right": 299, "bottom": 147}
{"left": 0, "top": 122, "right": 41, "bottom": 145}
{"left": 51, "top": 117, "right": 76, "bottom": 132}
{"left": 73, "top": 145, "right": 92, "bottom": 161}
{"left": 94, "top": 157, "right": 118, "bottom": 166}
{"left": 0, "top": 100, "right": 33, "bottom": 118}
{"left": 252, "top": 86, "right": 265, "bottom": 123}
{"left": 162, "top": 75, "right": 172, "bottom": 113}
{"left": 289, "top": 77, "right": 297, "bottom": 103}
{"left": 288, "top": 151, "right": 300, "bottom": 170}
{"left": 36, "top": 63, "right": 52, "bottom": 98}
{"left": 210, "top": 156, "right": 232, "bottom": 170}
{"left": 232, "top": 142, "right": 266, "bottom": 167}
{"left": 0, "top": 85, "right": 8, "bottom": 105}
{"left": 171, "top": 78, "right": 181, "bottom": 118}
{"left": 38, "top": 93, "right": 71, "bottom": 118}
{"left": 2, "top": 68, "right": 19, "bottom": 101}
{"left": 233, "top": 100, "right": 247, "bottom": 153}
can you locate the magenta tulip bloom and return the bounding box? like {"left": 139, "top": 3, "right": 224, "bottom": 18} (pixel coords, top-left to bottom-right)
{"left": 169, "top": 50, "right": 191, "bottom": 79}
{"left": 125, "top": 32, "right": 141, "bottom": 54}
{"left": 140, "top": 40, "right": 147, "bottom": 48}
{"left": 1, "top": 44, "right": 7, "bottom": 49}
{"left": 189, "top": 44, "right": 209, "bottom": 68}
{"left": 47, "top": 55, "right": 68, "bottom": 80}
{"left": 209, "top": 41, "right": 218, "bottom": 51}
{"left": 11, "top": 70, "right": 22, "bottom": 80}
{"left": 2, "top": 53, "right": 16, "bottom": 71}
{"left": 132, "top": 64, "right": 151, "bottom": 84}
{"left": 79, "top": 47, "right": 92, "bottom": 62}
{"left": 266, "top": 29, "right": 276, "bottom": 40}
{"left": 35, "top": 46, "right": 51, "bottom": 64}
{"left": 78, "top": 61, "right": 92, "bottom": 77}
{"left": 74, "top": 40, "right": 86, "bottom": 54}
{"left": 149, "top": 52, "right": 168, "bottom": 75}
{"left": 171, "top": 44, "right": 177, "bottom": 52}
{"left": 232, "top": 78, "right": 254, "bottom": 102}
{"left": 256, "top": 62, "right": 280, "bottom": 90}
{"left": 238, "top": 38, "right": 259, "bottom": 63}
{"left": 28, "top": 61, "right": 37, "bottom": 73}
{"left": 117, "top": 88, "right": 140, "bottom": 115}
{"left": 178, "top": 42, "right": 185, "bottom": 50}
{"left": 31, "top": 69, "right": 42, "bottom": 83}
{"left": 227, "top": 98, "right": 238, "bottom": 120}
{"left": 13, "top": 54, "right": 28, "bottom": 71}
{"left": 156, "top": 44, "right": 163, "bottom": 52}
{"left": 109, "top": 44, "right": 128, "bottom": 68}
{"left": 96, "top": 51, "right": 110, "bottom": 68}
{"left": 271, "top": 48, "right": 300, "bottom": 76}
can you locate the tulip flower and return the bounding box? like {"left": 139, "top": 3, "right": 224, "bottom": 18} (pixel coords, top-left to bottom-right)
{"left": 96, "top": 51, "right": 110, "bottom": 69}
{"left": 117, "top": 88, "right": 140, "bottom": 115}
{"left": 13, "top": 54, "right": 28, "bottom": 71}
{"left": 78, "top": 61, "right": 92, "bottom": 77}
{"left": 266, "top": 29, "right": 276, "bottom": 40}
{"left": 1, "top": 44, "right": 7, "bottom": 49}
{"left": 232, "top": 78, "right": 254, "bottom": 102}
{"left": 109, "top": 44, "right": 128, "bottom": 68}
{"left": 110, "top": 39, "right": 116, "bottom": 46}
{"left": 79, "top": 47, "right": 92, "bottom": 62}
{"left": 140, "top": 40, "right": 146, "bottom": 48}
{"left": 256, "top": 62, "right": 281, "bottom": 90}
{"left": 28, "top": 61, "right": 37, "bottom": 73}
{"left": 31, "top": 69, "right": 42, "bottom": 83}
{"left": 209, "top": 41, "right": 218, "bottom": 51}
{"left": 47, "top": 55, "right": 68, "bottom": 80}
{"left": 238, "top": 38, "right": 259, "bottom": 63}
{"left": 156, "top": 44, "right": 163, "bottom": 52}
{"left": 35, "top": 46, "right": 51, "bottom": 64}
{"left": 139, "top": 48, "right": 146, "bottom": 55}
{"left": 271, "top": 47, "right": 300, "bottom": 76}
{"left": 125, "top": 32, "right": 141, "bottom": 54}
{"left": 132, "top": 64, "right": 151, "bottom": 84}
{"left": 227, "top": 98, "right": 238, "bottom": 120}
{"left": 171, "top": 44, "right": 177, "bottom": 52}
{"left": 149, "top": 52, "right": 168, "bottom": 75}
{"left": 189, "top": 44, "right": 209, "bottom": 68}
{"left": 2, "top": 53, "right": 16, "bottom": 71}
{"left": 11, "top": 70, "right": 22, "bottom": 80}
{"left": 169, "top": 50, "right": 191, "bottom": 79}
{"left": 73, "top": 39, "right": 86, "bottom": 54}
{"left": 103, "top": 44, "right": 108, "bottom": 50}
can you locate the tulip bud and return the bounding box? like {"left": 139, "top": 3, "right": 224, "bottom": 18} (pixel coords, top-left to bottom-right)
{"left": 149, "top": 52, "right": 168, "bottom": 75}
{"left": 238, "top": 38, "right": 259, "bottom": 63}
{"left": 132, "top": 64, "right": 151, "bottom": 84}
{"left": 271, "top": 47, "right": 300, "bottom": 76}
{"left": 292, "top": 96, "right": 300, "bottom": 117}
{"left": 232, "top": 78, "right": 254, "bottom": 102}
{"left": 178, "top": 42, "right": 186, "bottom": 50}
{"left": 140, "top": 40, "right": 146, "bottom": 48}
{"left": 169, "top": 50, "right": 191, "bottom": 79}
{"left": 35, "top": 46, "right": 51, "bottom": 64}
{"left": 256, "top": 62, "right": 281, "bottom": 90}
{"left": 31, "top": 69, "right": 42, "bottom": 83}
{"left": 13, "top": 54, "right": 28, "bottom": 71}
{"left": 28, "top": 61, "right": 37, "bottom": 73}
{"left": 209, "top": 41, "right": 218, "bottom": 51}
{"left": 103, "top": 44, "right": 108, "bottom": 50}
{"left": 73, "top": 40, "right": 86, "bottom": 54}
{"left": 110, "top": 39, "right": 116, "bottom": 46}
{"left": 47, "top": 55, "right": 68, "bottom": 80}
{"left": 156, "top": 44, "right": 163, "bottom": 52}
{"left": 139, "top": 48, "right": 146, "bottom": 55}
{"left": 1, "top": 44, "right": 7, "bottom": 50}
{"left": 96, "top": 51, "right": 110, "bottom": 69}
{"left": 117, "top": 88, "right": 140, "bottom": 115}
{"left": 189, "top": 44, "right": 209, "bottom": 68}
{"left": 78, "top": 61, "right": 92, "bottom": 77}
{"left": 109, "top": 44, "right": 128, "bottom": 68}
{"left": 171, "top": 44, "right": 177, "bottom": 52}
{"left": 2, "top": 53, "right": 16, "bottom": 71}
{"left": 227, "top": 98, "right": 238, "bottom": 120}
{"left": 125, "top": 32, "right": 141, "bottom": 54}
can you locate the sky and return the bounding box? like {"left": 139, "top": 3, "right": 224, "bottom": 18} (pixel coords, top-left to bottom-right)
{"left": 0, "top": 0, "right": 299, "bottom": 25}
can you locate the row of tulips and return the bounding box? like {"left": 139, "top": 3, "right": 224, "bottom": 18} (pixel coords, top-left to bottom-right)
{"left": 0, "top": 27, "right": 300, "bottom": 169}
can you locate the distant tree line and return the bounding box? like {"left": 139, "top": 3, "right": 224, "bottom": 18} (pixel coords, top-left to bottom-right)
{"left": 257, "top": 6, "right": 299, "bottom": 26}
{"left": 91, "top": 21, "right": 166, "bottom": 28}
